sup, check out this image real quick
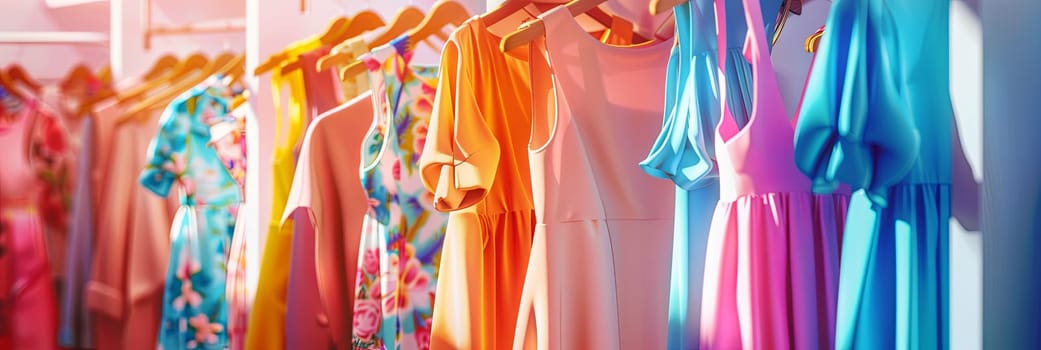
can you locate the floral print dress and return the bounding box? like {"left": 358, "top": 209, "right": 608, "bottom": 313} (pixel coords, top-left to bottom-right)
{"left": 0, "top": 88, "right": 62, "bottom": 350}
{"left": 352, "top": 36, "right": 447, "bottom": 350}
{"left": 139, "top": 78, "right": 245, "bottom": 350}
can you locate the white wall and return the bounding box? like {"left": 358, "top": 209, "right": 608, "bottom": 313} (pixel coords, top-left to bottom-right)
{"left": 948, "top": 1, "right": 983, "bottom": 348}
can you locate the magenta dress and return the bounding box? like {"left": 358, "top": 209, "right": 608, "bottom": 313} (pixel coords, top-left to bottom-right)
{"left": 698, "top": 0, "right": 848, "bottom": 348}
{"left": 0, "top": 93, "right": 59, "bottom": 350}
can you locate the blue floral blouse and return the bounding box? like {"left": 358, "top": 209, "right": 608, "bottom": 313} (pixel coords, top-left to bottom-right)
{"left": 140, "top": 78, "right": 245, "bottom": 350}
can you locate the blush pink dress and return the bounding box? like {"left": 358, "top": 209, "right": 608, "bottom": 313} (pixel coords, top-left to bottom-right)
{"left": 512, "top": 7, "right": 675, "bottom": 350}
{"left": 698, "top": 0, "right": 848, "bottom": 348}
{"left": 279, "top": 92, "right": 373, "bottom": 349}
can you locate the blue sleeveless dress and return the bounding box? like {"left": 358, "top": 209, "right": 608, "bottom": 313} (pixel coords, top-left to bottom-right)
{"left": 640, "top": 1, "right": 781, "bottom": 349}
{"left": 793, "top": 0, "right": 951, "bottom": 348}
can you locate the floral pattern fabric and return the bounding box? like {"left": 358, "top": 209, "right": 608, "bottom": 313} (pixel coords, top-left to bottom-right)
{"left": 29, "top": 108, "right": 71, "bottom": 233}
{"left": 139, "top": 77, "right": 245, "bottom": 350}
{"left": 219, "top": 105, "right": 251, "bottom": 350}
{"left": 352, "top": 36, "right": 447, "bottom": 350}
{"left": 0, "top": 89, "right": 61, "bottom": 350}
{"left": 36, "top": 76, "right": 110, "bottom": 240}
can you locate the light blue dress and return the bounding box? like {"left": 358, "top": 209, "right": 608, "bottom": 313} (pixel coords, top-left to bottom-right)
{"left": 58, "top": 117, "right": 94, "bottom": 348}
{"left": 140, "top": 81, "right": 244, "bottom": 350}
{"left": 793, "top": 0, "right": 951, "bottom": 348}
{"left": 640, "top": 1, "right": 781, "bottom": 349}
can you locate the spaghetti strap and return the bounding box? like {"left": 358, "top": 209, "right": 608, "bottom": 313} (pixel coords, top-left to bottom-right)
{"left": 698, "top": 0, "right": 849, "bottom": 348}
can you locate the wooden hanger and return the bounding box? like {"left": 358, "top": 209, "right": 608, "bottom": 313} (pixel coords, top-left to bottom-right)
{"left": 75, "top": 87, "right": 117, "bottom": 117}
{"left": 0, "top": 69, "right": 28, "bottom": 102}
{"left": 482, "top": 0, "right": 537, "bottom": 26}
{"left": 649, "top": 0, "right": 685, "bottom": 16}
{"left": 407, "top": 0, "right": 471, "bottom": 50}
{"left": 121, "top": 52, "right": 238, "bottom": 121}
{"left": 363, "top": 6, "right": 426, "bottom": 50}
{"left": 318, "top": 6, "right": 426, "bottom": 73}
{"left": 97, "top": 64, "right": 113, "bottom": 86}
{"left": 344, "top": 9, "right": 386, "bottom": 38}
{"left": 59, "top": 64, "right": 97, "bottom": 93}
{"left": 338, "top": 1, "right": 470, "bottom": 82}
{"left": 805, "top": 26, "right": 824, "bottom": 53}
{"left": 281, "top": 10, "right": 387, "bottom": 76}
{"left": 500, "top": 0, "right": 612, "bottom": 52}
{"left": 5, "top": 64, "right": 42, "bottom": 95}
{"left": 338, "top": 59, "right": 369, "bottom": 82}
{"left": 117, "top": 53, "right": 207, "bottom": 103}
{"left": 772, "top": 0, "right": 794, "bottom": 46}
{"left": 255, "top": 16, "right": 350, "bottom": 76}
{"left": 486, "top": 0, "right": 647, "bottom": 43}
{"left": 142, "top": 54, "right": 180, "bottom": 80}
{"left": 230, "top": 89, "right": 249, "bottom": 110}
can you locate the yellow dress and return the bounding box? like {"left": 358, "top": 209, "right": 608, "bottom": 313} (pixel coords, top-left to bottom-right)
{"left": 245, "top": 65, "right": 307, "bottom": 350}
{"left": 248, "top": 32, "right": 370, "bottom": 349}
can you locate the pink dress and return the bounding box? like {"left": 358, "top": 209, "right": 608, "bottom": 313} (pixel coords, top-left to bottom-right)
{"left": 513, "top": 7, "right": 675, "bottom": 349}
{"left": 698, "top": 0, "right": 848, "bottom": 348}
{"left": 87, "top": 102, "right": 177, "bottom": 350}
{"left": 0, "top": 95, "right": 59, "bottom": 350}
{"left": 279, "top": 92, "right": 374, "bottom": 349}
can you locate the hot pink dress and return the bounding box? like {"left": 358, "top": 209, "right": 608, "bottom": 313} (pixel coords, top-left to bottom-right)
{"left": 698, "top": 0, "right": 848, "bottom": 348}
{"left": 0, "top": 94, "right": 59, "bottom": 350}
{"left": 513, "top": 7, "right": 675, "bottom": 349}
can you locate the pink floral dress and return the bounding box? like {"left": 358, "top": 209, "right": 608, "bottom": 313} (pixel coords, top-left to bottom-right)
{"left": 139, "top": 78, "right": 245, "bottom": 350}
{"left": 352, "top": 35, "right": 447, "bottom": 350}
{"left": 0, "top": 88, "right": 62, "bottom": 350}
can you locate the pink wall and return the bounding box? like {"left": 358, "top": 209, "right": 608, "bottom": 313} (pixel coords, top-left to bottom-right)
{"left": 0, "top": 0, "right": 248, "bottom": 82}
{"left": 0, "top": 1, "right": 109, "bottom": 81}
{"left": 113, "top": 0, "right": 247, "bottom": 80}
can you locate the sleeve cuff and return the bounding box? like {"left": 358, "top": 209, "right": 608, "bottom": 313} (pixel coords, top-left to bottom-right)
{"left": 433, "top": 159, "right": 490, "bottom": 212}
{"left": 85, "top": 281, "right": 124, "bottom": 320}
{"left": 139, "top": 167, "right": 175, "bottom": 198}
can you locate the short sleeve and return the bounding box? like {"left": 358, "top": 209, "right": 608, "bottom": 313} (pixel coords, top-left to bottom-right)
{"left": 418, "top": 33, "right": 500, "bottom": 212}
{"left": 792, "top": 0, "right": 919, "bottom": 207}
{"left": 640, "top": 4, "right": 718, "bottom": 190}
{"left": 642, "top": 46, "right": 710, "bottom": 188}
{"left": 139, "top": 105, "right": 188, "bottom": 198}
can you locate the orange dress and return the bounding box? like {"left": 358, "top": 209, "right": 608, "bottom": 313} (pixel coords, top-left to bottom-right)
{"left": 419, "top": 16, "right": 640, "bottom": 350}
{"left": 419, "top": 18, "right": 537, "bottom": 350}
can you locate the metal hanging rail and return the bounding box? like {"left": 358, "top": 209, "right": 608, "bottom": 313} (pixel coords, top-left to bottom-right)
{"left": 143, "top": 0, "right": 245, "bottom": 49}
{"left": 0, "top": 31, "right": 109, "bottom": 45}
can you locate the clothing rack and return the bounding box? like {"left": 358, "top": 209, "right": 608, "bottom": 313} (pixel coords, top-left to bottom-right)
{"left": 143, "top": 0, "right": 245, "bottom": 49}
{"left": 44, "top": 0, "right": 108, "bottom": 8}
{"left": 0, "top": 31, "right": 109, "bottom": 45}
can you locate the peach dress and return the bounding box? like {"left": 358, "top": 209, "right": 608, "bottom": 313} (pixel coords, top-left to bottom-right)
{"left": 87, "top": 103, "right": 178, "bottom": 350}
{"left": 512, "top": 7, "right": 675, "bottom": 350}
